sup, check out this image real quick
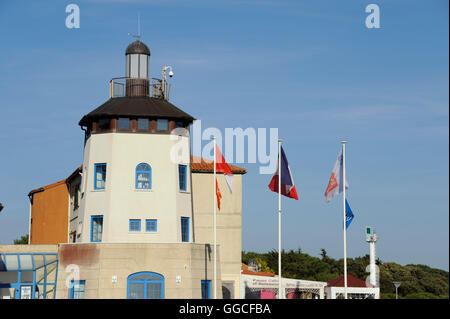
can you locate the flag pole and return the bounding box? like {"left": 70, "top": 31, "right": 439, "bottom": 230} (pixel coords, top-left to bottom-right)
{"left": 213, "top": 137, "right": 217, "bottom": 299}
{"left": 278, "top": 139, "right": 282, "bottom": 299}
{"left": 342, "top": 141, "right": 348, "bottom": 299}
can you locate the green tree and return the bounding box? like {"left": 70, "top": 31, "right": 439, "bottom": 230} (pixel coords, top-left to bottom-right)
{"left": 13, "top": 234, "right": 29, "bottom": 245}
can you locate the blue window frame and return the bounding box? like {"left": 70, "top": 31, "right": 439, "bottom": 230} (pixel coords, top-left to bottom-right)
{"left": 201, "top": 280, "right": 211, "bottom": 299}
{"left": 146, "top": 219, "right": 157, "bottom": 232}
{"left": 70, "top": 280, "right": 86, "bottom": 299}
{"left": 90, "top": 215, "right": 103, "bottom": 242}
{"left": 129, "top": 219, "right": 141, "bottom": 232}
{"left": 178, "top": 165, "right": 187, "bottom": 191}
{"left": 127, "top": 272, "right": 164, "bottom": 299}
{"left": 136, "top": 163, "right": 151, "bottom": 190}
{"left": 94, "top": 163, "right": 106, "bottom": 190}
{"left": 181, "top": 217, "right": 189, "bottom": 242}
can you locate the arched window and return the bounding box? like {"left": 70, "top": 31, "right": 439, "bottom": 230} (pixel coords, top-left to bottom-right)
{"left": 135, "top": 163, "right": 151, "bottom": 189}
{"left": 127, "top": 272, "right": 164, "bottom": 299}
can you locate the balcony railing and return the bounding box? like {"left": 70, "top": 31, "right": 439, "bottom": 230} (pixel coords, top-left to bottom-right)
{"left": 109, "top": 77, "right": 171, "bottom": 100}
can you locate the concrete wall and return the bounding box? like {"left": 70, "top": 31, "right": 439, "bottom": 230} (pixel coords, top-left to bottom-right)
{"left": 192, "top": 173, "right": 242, "bottom": 299}
{"left": 29, "top": 183, "right": 69, "bottom": 245}
{"left": 55, "top": 242, "right": 221, "bottom": 299}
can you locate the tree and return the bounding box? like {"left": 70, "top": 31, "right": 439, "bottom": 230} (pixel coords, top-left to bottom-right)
{"left": 13, "top": 234, "right": 29, "bottom": 245}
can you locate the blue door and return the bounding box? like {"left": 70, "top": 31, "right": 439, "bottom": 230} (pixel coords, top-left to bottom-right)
{"left": 127, "top": 272, "right": 164, "bottom": 299}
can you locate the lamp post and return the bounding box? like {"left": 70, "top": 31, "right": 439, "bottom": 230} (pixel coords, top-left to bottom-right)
{"left": 392, "top": 281, "right": 401, "bottom": 299}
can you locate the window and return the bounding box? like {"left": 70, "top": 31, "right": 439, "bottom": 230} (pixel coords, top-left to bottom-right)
{"left": 129, "top": 219, "right": 141, "bottom": 232}
{"left": 157, "top": 119, "right": 168, "bottom": 131}
{"left": 73, "top": 184, "right": 80, "bottom": 209}
{"left": 94, "top": 163, "right": 106, "bottom": 190}
{"left": 201, "top": 280, "right": 211, "bottom": 299}
{"left": 176, "top": 121, "right": 184, "bottom": 128}
{"left": 91, "top": 215, "right": 103, "bottom": 242}
{"left": 118, "top": 117, "right": 130, "bottom": 130}
{"left": 178, "top": 165, "right": 187, "bottom": 191}
{"left": 181, "top": 217, "right": 189, "bottom": 242}
{"left": 146, "top": 219, "right": 157, "bottom": 232}
{"left": 70, "top": 280, "right": 86, "bottom": 299}
{"left": 127, "top": 272, "right": 164, "bottom": 299}
{"left": 98, "top": 119, "right": 110, "bottom": 131}
{"left": 136, "top": 163, "right": 151, "bottom": 189}
{"left": 137, "top": 118, "right": 149, "bottom": 130}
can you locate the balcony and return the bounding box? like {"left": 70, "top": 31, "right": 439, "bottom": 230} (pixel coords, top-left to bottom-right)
{"left": 109, "top": 77, "right": 171, "bottom": 100}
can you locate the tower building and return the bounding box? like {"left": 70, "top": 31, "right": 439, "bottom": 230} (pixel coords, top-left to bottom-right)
{"left": 74, "top": 39, "right": 195, "bottom": 244}
{"left": 0, "top": 39, "right": 246, "bottom": 299}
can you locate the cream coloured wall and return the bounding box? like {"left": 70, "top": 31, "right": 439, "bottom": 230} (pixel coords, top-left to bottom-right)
{"left": 192, "top": 173, "right": 243, "bottom": 299}
{"left": 76, "top": 132, "right": 193, "bottom": 244}
{"left": 55, "top": 243, "right": 221, "bottom": 299}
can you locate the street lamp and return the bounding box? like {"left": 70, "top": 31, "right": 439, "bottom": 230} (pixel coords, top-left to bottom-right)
{"left": 392, "top": 281, "right": 401, "bottom": 299}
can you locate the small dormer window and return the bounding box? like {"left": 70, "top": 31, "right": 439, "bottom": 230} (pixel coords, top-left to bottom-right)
{"left": 157, "top": 119, "right": 168, "bottom": 131}
{"left": 118, "top": 118, "right": 130, "bottom": 130}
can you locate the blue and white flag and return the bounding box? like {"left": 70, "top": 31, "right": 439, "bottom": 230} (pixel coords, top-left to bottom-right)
{"left": 345, "top": 199, "right": 354, "bottom": 229}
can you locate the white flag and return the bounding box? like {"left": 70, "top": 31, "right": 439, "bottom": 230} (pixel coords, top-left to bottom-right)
{"left": 324, "top": 147, "right": 349, "bottom": 203}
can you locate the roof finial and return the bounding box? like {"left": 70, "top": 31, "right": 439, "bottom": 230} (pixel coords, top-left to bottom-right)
{"left": 128, "top": 13, "right": 141, "bottom": 41}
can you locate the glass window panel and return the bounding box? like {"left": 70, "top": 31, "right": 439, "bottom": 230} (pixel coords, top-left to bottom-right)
{"left": 176, "top": 121, "right": 184, "bottom": 128}
{"left": 0, "top": 255, "right": 6, "bottom": 271}
{"left": 0, "top": 271, "right": 18, "bottom": 284}
{"left": 157, "top": 119, "right": 168, "bottom": 131}
{"left": 98, "top": 119, "right": 110, "bottom": 130}
{"left": 178, "top": 165, "right": 187, "bottom": 191}
{"left": 46, "top": 263, "right": 58, "bottom": 283}
{"left": 129, "top": 283, "right": 144, "bottom": 299}
{"left": 33, "top": 255, "right": 45, "bottom": 270}
{"left": 139, "top": 55, "right": 148, "bottom": 78}
{"left": 147, "top": 283, "right": 161, "bottom": 299}
{"left": 20, "top": 271, "right": 34, "bottom": 283}
{"left": 35, "top": 267, "right": 45, "bottom": 284}
{"left": 181, "top": 217, "right": 189, "bottom": 242}
{"left": 129, "top": 219, "right": 141, "bottom": 232}
{"left": 45, "top": 285, "right": 55, "bottom": 299}
{"left": 118, "top": 117, "right": 130, "bottom": 130}
{"left": 137, "top": 118, "right": 149, "bottom": 130}
{"left": 95, "top": 164, "right": 106, "bottom": 190}
{"left": 146, "top": 219, "right": 157, "bottom": 232}
{"left": 130, "top": 54, "right": 139, "bottom": 78}
{"left": 19, "top": 255, "right": 33, "bottom": 270}
{"left": 4, "top": 255, "right": 19, "bottom": 270}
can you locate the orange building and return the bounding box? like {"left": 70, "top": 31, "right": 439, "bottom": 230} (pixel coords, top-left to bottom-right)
{"left": 28, "top": 179, "right": 69, "bottom": 244}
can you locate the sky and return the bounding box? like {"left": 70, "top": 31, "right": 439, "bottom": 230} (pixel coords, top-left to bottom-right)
{"left": 0, "top": 0, "right": 448, "bottom": 270}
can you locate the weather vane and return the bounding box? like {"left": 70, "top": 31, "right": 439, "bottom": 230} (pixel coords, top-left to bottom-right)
{"left": 128, "top": 13, "right": 141, "bottom": 41}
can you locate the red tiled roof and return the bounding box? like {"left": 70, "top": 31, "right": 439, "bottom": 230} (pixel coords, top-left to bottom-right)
{"left": 241, "top": 263, "right": 276, "bottom": 277}
{"left": 327, "top": 274, "right": 373, "bottom": 288}
{"left": 190, "top": 156, "right": 246, "bottom": 174}
{"left": 242, "top": 270, "right": 277, "bottom": 277}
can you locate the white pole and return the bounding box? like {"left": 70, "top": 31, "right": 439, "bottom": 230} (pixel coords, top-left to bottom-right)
{"left": 342, "top": 141, "right": 348, "bottom": 299}
{"left": 213, "top": 137, "right": 217, "bottom": 299}
{"left": 278, "top": 139, "right": 282, "bottom": 299}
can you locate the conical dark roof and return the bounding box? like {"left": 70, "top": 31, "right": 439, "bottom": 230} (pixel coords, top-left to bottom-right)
{"left": 78, "top": 96, "right": 195, "bottom": 127}
{"left": 126, "top": 40, "right": 150, "bottom": 55}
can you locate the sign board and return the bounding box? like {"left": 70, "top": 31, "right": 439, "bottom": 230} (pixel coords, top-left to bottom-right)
{"left": 20, "top": 286, "right": 32, "bottom": 299}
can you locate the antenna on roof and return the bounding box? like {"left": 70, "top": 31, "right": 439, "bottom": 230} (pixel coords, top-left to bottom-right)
{"left": 128, "top": 13, "right": 141, "bottom": 41}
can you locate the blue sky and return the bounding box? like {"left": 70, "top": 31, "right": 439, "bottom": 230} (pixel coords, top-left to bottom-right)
{"left": 0, "top": 0, "right": 448, "bottom": 270}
